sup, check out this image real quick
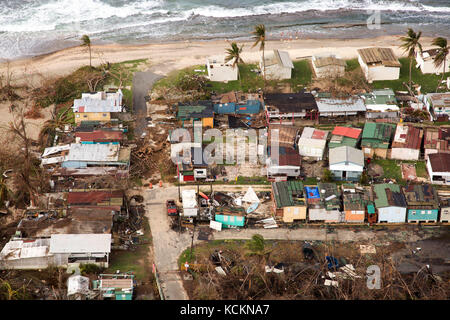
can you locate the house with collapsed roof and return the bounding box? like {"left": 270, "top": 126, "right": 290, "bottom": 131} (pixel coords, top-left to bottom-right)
{"left": 357, "top": 47, "right": 401, "bottom": 83}
{"left": 177, "top": 101, "right": 214, "bottom": 128}
{"left": 271, "top": 180, "right": 306, "bottom": 223}
{"left": 361, "top": 122, "right": 396, "bottom": 159}
{"left": 297, "top": 127, "right": 328, "bottom": 160}
{"left": 402, "top": 184, "right": 439, "bottom": 223}
{"left": 360, "top": 89, "right": 400, "bottom": 120}
{"left": 425, "top": 92, "right": 450, "bottom": 121}
{"left": 416, "top": 48, "right": 450, "bottom": 74}
{"left": 307, "top": 183, "right": 342, "bottom": 223}
{"left": 72, "top": 90, "right": 123, "bottom": 124}
{"left": 427, "top": 153, "right": 450, "bottom": 185}
{"left": 314, "top": 94, "right": 366, "bottom": 119}
{"left": 328, "top": 126, "right": 362, "bottom": 149}
{"left": 311, "top": 54, "right": 346, "bottom": 78}
{"left": 424, "top": 127, "right": 450, "bottom": 160}
{"left": 0, "top": 234, "right": 111, "bottom": 270}
{"left": 373, "top": 183, "right": 407, "bottom": 223}
{"left": 206, "top": 56, "right": 238, "bottom": 82}
{"left": 260, "top": 49, "right": 294, "bottom": 80}
{"left": 268, "top": 124, "right": 299, "bottom": 149}
{"left": 266, "top": 147, "right": 301, "bottom": 181}
{"left": 329, "top": 146, "right": 364, "bottom": 182}
{"left": 264, "top": 92, "right": 319, "bottom": 124}
{"left": 390, "top": 124, "right": 423, "bottom": 161}
{"left": 212, "top": 91, "right": 262, "bottom": 114}
{"left": 342, "top": 184, "right": 373, "bottom": 223}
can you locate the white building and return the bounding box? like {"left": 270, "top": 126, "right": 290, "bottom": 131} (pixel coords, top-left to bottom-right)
{"left": 260, "top": 49, "right": 294, "bottom": 80}
{"left": 311, "top": 54, "right": 346, "bottom": 78}
{"left": 329, "top": 146, "right": 364, "bottom": 181}
{"left": 425, "top": 92, "right": 450, "bottom": 121}
{"left": 72, "top": 89, "right": 124, "bottom": 113}
{"left": 206, "top": 56, "right": 238, "bottom": 82}
{"left": 181, "top": 189, "right": 198, "bottom": 217}
{"left": 416, "top": 49, "right": 450, "bottom": 74}
{"left": 297, "top": 127, "right": 328, "bottom": 160}
{"left": 357, "top": 48, "right": 401, "bottom": 83}
{"left": 315, "top": 96, "right": 366, "bottom": 118}
{"left": 427, "top": 153, "right": 450, "bottom": 185}
{"left": 360, "top": 89, "right": 400, "bottom": 120}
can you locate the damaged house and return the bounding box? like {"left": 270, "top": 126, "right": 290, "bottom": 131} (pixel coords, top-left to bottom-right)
{"left": 342, "top": 185, "right": 373, "bottom": 223}
{"left": 314, "top": 94, "right": 366, "bottom": 121}
{"left": 390, "top": 124, "right": 423, "bottom": 161}
{"left": 297, "top": 127, "right": 328, "bottom": 161}
{"left": 307, "top": 183, "right": 342, "bottom": 223}
{"left": 361, "top": 122, "right": 396, "bottom": 159}
{"left": 72, "top": 90, "right": 124, "bottom": 124}
{"left": 373, "top": 183, "right": 407, "bottom": 223}
{"left": 360, "top": 89, "right": 400, "bottom": 120}
{"left": 212, "top": 91, "right": 262, "bottom": 115}
{"left": 264, "top": 92, "right": 319, "bottom": 125}
{"left": 402, "top": 184, "right": 439, "bottom": 223}
{"left": 328, "top": 126, "right": 362, "bottom": 149}
{"left": 424, "top": 127, "right": 450, "bottom": 160}
{"left": 271, "top": 180, "right": 306, "bottom": 223}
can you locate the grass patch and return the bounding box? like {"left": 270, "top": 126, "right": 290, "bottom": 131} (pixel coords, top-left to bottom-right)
{"left": 106, "top": 216, "right": 152, "bottom": 281}
{"left": 371, "top": 57, "right": 450, "bottom": 93}
{"left": 372, "top": 159, "right": 405, "bottom": 184}
{"left": 345, "top": 58, "right": 360, "bottom": 72}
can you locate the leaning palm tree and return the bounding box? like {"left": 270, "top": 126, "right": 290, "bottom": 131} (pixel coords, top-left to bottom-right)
{"left": 80, "top": 34, "right": 92, "bottom": 68}
{"left": 399, "top": 28, "right": 422, "bottom": 89}
{"left": 225, "top": 42, "right": 244, "bottom": 80}
{"left": 432, "top": 37, "right": 449, "bottom": 92}
{"left": 252, "top": 24, "right": 266, "bottom": 85}
{"left": 38, "top": 107, "right": 72, "bottom": 147}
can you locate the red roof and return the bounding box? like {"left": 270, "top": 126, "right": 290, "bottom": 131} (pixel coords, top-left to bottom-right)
{"left": 311, "top": 129, "right": 328, "bottom": 140}
{"left": 75, "top": 130, "right": 123, "bottom": 142}
{"left": 332, "top": 126, "right": 362, "bottom": 139}
{"left": 67, "top": 191, "right": 123, "bottom": 205}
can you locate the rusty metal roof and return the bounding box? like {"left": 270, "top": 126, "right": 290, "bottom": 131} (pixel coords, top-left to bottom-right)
{"left": 357, "top": 47, "right": 401, "bottom": 67}
{"left": 428, "top": 153, "right": 450, "bottom": 172}
{"left": 67, "top": 191, "right": 124, "bottom": 206}
{"left": 391, "top": 125, "right": 423, "bottom": 150}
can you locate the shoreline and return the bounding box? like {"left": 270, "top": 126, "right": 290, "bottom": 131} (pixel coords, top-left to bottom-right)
{"left": 0, "top": 35, "right": 438, "bottom": 86}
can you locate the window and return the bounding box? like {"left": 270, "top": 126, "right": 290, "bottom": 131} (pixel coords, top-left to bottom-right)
{"left": 83, "top": 115, "right": 87, "bottom": 118}
{"left": 411, "top": 210, "right": 416, "bottom": 215}
{"left": 103, "top": 113, "right": 107, "bottom": 117}
{"left": 428, "top": 210, "right": 432, "bottom": 215}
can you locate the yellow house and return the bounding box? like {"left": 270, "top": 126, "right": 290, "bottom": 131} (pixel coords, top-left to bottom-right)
{"left": 72, "top": 90, "right": 123, "bottom": 125}
{"left": 74, "top": 112, "right": 111, "bottom": 124}
{"left": 271, "top": 180, "right": 307, "bottom": 223}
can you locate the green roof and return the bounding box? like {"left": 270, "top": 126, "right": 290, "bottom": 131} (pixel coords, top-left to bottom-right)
{"left": 362, "top": 89, "right": 397, "bottom": 105}
{"left": 329, "top": 135, "right": 358, "bottom": 149}
{"left": 272, "top": 180, "right": 305, "bottom": 208}
{"left": 361, "top": 122, "right": 396, "bottom": 149}
{"left": 373, "top": 183, "right": 405, "bottom": 208}
{"left": 177, "top": 105, "right": 214, "bottom": 119}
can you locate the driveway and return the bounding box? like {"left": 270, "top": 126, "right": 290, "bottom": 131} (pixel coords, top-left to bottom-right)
{"left": 132, "top": 71, "right": 163, "bottom": 138}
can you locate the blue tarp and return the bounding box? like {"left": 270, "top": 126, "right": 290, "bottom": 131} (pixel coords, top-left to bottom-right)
{"left": 305, "top": 186, "right": 320, "bottom": 199}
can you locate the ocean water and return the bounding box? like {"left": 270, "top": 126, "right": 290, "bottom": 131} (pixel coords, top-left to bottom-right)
{"left": 0, "top": 0, "right": 449, "bottom": 60}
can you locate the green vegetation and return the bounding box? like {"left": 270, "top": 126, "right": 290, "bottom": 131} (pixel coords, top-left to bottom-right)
{"left": 106, "top": 216, "right": 152, "bottom": 281}
{"left": 371, "top": 57, "right": 450, "bottom": 93}
{"left": 345, "top": 58, "right": 360, "bottom": 72}
{"left": 415, "top": 161, "right": 428, "bottom": 178}
{"left": 372, "top": 159, "right": 403, "bottom": 183}
{"left": 80, "top": 263, "right": 103, "bottom": 275}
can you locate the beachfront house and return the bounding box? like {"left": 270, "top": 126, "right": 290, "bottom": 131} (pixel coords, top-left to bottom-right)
{"left": 260, "top": 49, "right": 294, "bottom": 80}
{"left": 357, "top": 48, "right": 401, "bottom": 83}
{"left": 416, "top": 48, "right": 450, "bottom": 74}
{"left": 266, "top": 147, "right": 301, "bottom": 181}
{"left": 426, "top": 153, "right": 450, "bottom": 185}
{"left": 373, "top": 183, "right": 407, "bottom": 223}
{"left": 390, "top": 124, "right": 423, "bottom": 161}
{"left": 311, "top": 54, "right": 346, "bottom": 78}
{"left": 328, "top": 146, "right": 364, "bottom": 182}
{"left": 361, "top": 122, "right": 396, "bottom": 159}
{"left": 328, "top": 126, "right": 362, "bottom": 149}
{"left": 72, "top": 90, "right": 124, "bottom": 124}
{"left": 425, "top": 92, "right": 450, "bottom": 121}
{"left": 264, "top": 92, "right": 319, "bottom": 124}
{"left": 360, "top": 89, "right": 400, "bottom": 120}
{"left": 424, "top": 127, "right": 450, "bottom": 160}
{"left": 271, "top": 180, "right": 307, "bottom": 223}
{"left": 297, "top": 127, "right": 328, "bottom": 161}
{"left": 402, "top": 184, "right": 439, "bottom": 223}
{"left": 314, "top": 94, "right": 366, "bottom": 120}
{"left": 206, "top": 56, "right": 238, "bottom": 82}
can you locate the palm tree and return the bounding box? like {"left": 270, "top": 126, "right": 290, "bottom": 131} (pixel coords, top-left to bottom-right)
{"left": 432, "top": 37, "right": 449, "bottom": 92}
{"left": 252, "top": 24, "right": 266, "bottom": 85}
{"left": 38, "top": 107, "right": 72, "bottom": 146}
{"left": 80, "top": 35, "right": 92, "bottom": 68}
{"left": 225, "top": 42, "right": 244, "bottom": 81}
{"left": 399, "top": 28, "right": 422, "bottom": 89}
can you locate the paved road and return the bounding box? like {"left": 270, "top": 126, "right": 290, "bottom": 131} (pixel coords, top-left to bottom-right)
{"left": 143, "top": 186, "right": 445, "bottom": 300}
{"left": 132, "top": 71, "right": 163, "bottom": 138}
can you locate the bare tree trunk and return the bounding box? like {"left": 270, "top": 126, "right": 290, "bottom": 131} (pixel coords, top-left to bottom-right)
{"left": 409, "top": 56, "right": 413, "bottom": 89}
{"left": 436, "top": 59, "right": 447, "bottom": 93}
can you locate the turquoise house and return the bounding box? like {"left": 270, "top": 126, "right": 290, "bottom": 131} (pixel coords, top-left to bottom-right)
{"left": 215, "top": 207, "right": 245, "bottom": 228}
{"left": 402, "top": 184, "right": 439, "bottom": 223}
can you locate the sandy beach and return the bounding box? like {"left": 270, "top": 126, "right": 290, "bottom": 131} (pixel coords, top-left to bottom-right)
{"left": 0, "top": 35, "right": 438, "bottom": 87}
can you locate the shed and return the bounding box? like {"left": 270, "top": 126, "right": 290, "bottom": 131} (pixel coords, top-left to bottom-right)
{"left": 311, "top": 54, "right": 346, "bottom": 78}
{"left": 271, "top": 180, "right": 306, "bottom": 222}
{"left": 361, "top": 122, "right": 396, "bottom": 159}
{"left": 390, "top": 124, "right": 423, "bottom": 160}
{"left": 297, "top": 127, "right": 328, "bottom": 160}
{"left": 206, "top": 56, "right": 238, "bottom": 82}
{"left": 357, "top": 48, "right": 401, "bottom": 83}
{"left": 261, "top": 49, "right": 294, "bottom": 80}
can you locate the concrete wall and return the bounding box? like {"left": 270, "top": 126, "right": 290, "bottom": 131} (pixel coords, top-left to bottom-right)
{"left": 262, "top": 62, "right": 292, "bottom": 80}
{"left": 74, "top": 112, "right": 111, "bottom": 124}
{"left": 416, "top": 54, "right": 450, "bottom": 74}
{"left": 390, "top": 148, "right": 420, "bottom": 160}
{"left": 378, "top": 206, "right": 406, "bottom": 223}
{"left": 358, "top": 56, "right": 400, "bottom": 82}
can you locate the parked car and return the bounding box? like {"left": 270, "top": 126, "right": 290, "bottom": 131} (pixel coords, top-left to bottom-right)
{"left": 166, "top": 199, "right": 178, "bottom": 216}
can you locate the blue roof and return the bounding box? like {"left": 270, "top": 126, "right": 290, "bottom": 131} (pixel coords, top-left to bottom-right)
{"left": 305, "top": 186, "right": 320, "bottom": 199}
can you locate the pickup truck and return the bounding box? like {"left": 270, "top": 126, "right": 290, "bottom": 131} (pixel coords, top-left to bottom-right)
{"left": 166, "top": 200, "right": 178, "bottom": 216}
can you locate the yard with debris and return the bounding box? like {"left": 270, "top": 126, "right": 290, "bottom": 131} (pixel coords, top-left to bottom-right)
{"left": 179, "top": 235, "right": 450, "bottom": 300}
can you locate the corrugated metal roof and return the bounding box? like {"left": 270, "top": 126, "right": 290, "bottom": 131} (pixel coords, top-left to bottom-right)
{"left": 428, "top": 153, "right": 450, "bottom": 172}
{"left": 361, "top": 122, "right": 396, "bottom": 149}
{"left": 67, "top": 190, "right": 123, "bottom": 206}
{"left": 402, "top": 184, "right": 439, "bottom": 207}
{"left": 426, "top": 93, "right": 450, "bottom": 108}
{"left": 357, "top": 48, "right": 401, "bottom": 67}
{"left": 75, "top": 130, "right": 123, "bottom": 142}
{"left": 66, "top": 144, "right": 120, "bottom": 162}
{"left": 373, "top": 184, "right": 406, "bottom": 208}
{"left": 424, "top": 128, "right": 450, "bottom": 151}
{"left": 329, "top": 146, "right": 364, "bottom": 166}
{"left": 392, "top": 125, "right": 423, "bottom": 150}
{"left": 316, "top": 96, "right": 366, "bottom": 113}
{"left": 49, "top": 234, "right": 111, "bottom": 253}
{"left": 332, "top": 126, "right": 362, "bottom": 139}
{"left": 272, "top": 180, "right": 305, "bottom": 208}
{"left": 313, "top": 56, "right": 346, "bottom": 68}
